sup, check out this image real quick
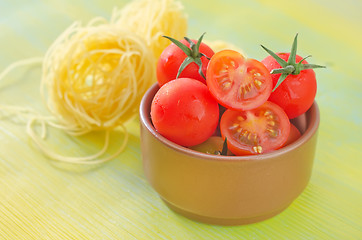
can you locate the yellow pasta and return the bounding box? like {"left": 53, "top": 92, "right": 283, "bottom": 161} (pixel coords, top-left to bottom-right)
{"left": 0, "top": 19, "right": 156, "bottom": 164}
{"left": 111, "top": 0, "right": 188, "bottom": 58}
{"left": 0, "top": 0, "right": 190, "bottom": 165}
{"left": 42, "top": 20, "right": 155, "bottom": 135}
{"left": 36, "top": 20, "right": 155, "bottom": 163}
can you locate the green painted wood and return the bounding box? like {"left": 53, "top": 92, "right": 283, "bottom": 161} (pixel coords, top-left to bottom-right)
{"left": 0, "top": 0, "right": 361, "bottom": 239}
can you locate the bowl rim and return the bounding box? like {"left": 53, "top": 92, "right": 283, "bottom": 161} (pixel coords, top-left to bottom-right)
{"left": 140, "top": 83, "right": 320, "bottom": 162}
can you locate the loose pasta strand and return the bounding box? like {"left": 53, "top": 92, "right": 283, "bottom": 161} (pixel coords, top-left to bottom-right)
{"left": 0, "top": 103, "right": 129, "bottom": 164}
{"left": 26, "top": 118, "right": 129, "bottom": 165}
{"left": 0, "top": 57, "right": 43, "bottom": 83}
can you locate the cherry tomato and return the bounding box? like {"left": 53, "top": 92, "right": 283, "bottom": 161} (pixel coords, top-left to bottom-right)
{"left": 285, "top": 123, "right": 301, "bottom": 146}
{"left": 262, "top": 53, "right": 317, "bottom": 119}
{"left": 189, "top": 136, "right": 233, "bottom": 156}
{"left": 151, "top": 78, "right": 219, "bottom": 147}
{"left": 206, "top": 50, "right": 272, "bottom": 111}
{"left": 220, "top": 101, "right": 290, "bottom": 155}
{"left": 157, "top": 39, "right": 214, "bottom": 86}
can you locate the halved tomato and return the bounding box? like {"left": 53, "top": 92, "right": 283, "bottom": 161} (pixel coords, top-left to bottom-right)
{"left": 206, "top": 50, "right": 272, "bottom": 111}
{"left": 220, "top": 101, "right": 290, "bottom": 155}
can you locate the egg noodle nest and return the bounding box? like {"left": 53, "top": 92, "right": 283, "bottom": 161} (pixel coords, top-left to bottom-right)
{"left": 0, "top": 0, "right": 187, "bottom": 164}
{"left": 0, "top": 0, "right": 244, "bottom": 165}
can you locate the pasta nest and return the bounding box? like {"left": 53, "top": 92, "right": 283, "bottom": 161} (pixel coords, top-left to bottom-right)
{"left": 41, "top": 20, "right": 156, "bottom": 135}
{"left": 111, "top": 0, "right": 188, "bottom": 58}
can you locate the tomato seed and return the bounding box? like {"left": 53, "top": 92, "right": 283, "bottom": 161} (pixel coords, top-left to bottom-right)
{"left": 253, "top": 146, "right": 263, "bottom": 154}
{"left": 252, "top": 134, "right": 259, "bottom": 145}
{"left": 266, "top": 128, "right": 278, "bottom": 138}
{"left": 247, "top": 133, "right": 254, "bottom": 141}
{"left": 266, "top": 115, "right": 274, "bottom": 120}
{"left": 254, "top": 72, "right": 261, "bottom": 77}
{"left": 264, "top": 110, "right": 272, "bottom": 116}
{"left": 222, "top": 82, "right": 231, "bottom": 89}
{"left": 254, "top": 79, "right": 262, "bottom": 89}
{"left": 237, "top": 116, "right": 245, "bottom": 121}
{"left": 267, "top": 120, "right": 276, "bottom": 126}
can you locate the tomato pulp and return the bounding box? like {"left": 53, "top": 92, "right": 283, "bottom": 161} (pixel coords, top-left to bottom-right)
{"left": 206, "top": 50, "right": 272, "bottom": 111}
{"left": 220, "top": 101, "right": 290, "bottom": 155}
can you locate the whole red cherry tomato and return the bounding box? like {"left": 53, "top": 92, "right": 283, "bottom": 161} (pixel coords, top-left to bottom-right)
{"left": 261, "top": 34, "right": 324, "bottom": 119}
{"left": 206, "top": 50, "right": 272, "bottom": 111}
{"left": 151, "top": 78, "right": 219, "bottom": 147}
{"left": 220, "top": 101, "right": 290, "bottom": 155}
{"left": 261, "top": 53, "right": 317, "bottom": 119}
{"left": 157, "top": 34, "right": 214, "bottom": 86}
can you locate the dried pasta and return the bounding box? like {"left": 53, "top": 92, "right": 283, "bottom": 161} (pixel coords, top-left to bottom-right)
{"left": 0, "top": 20, "right": 155, "bottom": 164}
{"left": 0, "top": 0, "right": 190, "bottom": 165}
{"left": 111, "top": 0, "right": 188, "bottom": 58}
{"left": 41, "top": 21, "right": 155, "bottom": 135}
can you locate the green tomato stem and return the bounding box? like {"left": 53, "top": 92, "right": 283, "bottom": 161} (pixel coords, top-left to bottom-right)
{"left": 163, "top": 33, "right": 209, "bottom": 80}
{"left": 261, "top": 33, "right": 326, "bottom": 92}
{"left": 270, "top": 65, "right": 295, "bottom": 75}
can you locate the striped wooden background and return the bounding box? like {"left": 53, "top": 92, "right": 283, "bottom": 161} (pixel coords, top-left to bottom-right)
{"left": 0, "top": 0, "right": 361, "bottom": 239}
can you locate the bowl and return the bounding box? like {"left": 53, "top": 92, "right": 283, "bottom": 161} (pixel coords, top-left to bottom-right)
{"left": 139, "top": 83, "right": 319, "bottom": 225}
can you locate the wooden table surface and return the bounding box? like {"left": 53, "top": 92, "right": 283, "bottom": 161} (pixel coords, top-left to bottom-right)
{"left": 0, "top": 0, "right": 361, "bottom": 239}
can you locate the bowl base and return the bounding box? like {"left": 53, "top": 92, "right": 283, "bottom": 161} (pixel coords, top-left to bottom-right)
{"left": 163, "top": 199, "right": 288, "bottom": 226}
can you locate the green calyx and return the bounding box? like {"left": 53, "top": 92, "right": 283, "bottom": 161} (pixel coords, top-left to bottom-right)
{"left": 163, "top": 33, "right": 210, "bottom": 80}
{"left": 261, "top": 33, "right": 326, "bottom": 91}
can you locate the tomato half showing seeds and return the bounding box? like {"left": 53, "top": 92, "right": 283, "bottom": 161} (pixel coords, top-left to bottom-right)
{"left": 220, "top": 101, "right": 290, "bottom": 155}
{"left": 206, "top": 50, "right": 272, "bottom": 111}
{"left": 151, "top": 78, "right": 219, "bottom": 147}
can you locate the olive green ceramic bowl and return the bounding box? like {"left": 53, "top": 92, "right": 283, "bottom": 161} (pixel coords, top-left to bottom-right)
{"left": 139, "top": 83, "right": 319, "bottom": 225}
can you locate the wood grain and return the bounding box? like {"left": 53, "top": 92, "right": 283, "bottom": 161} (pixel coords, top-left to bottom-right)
{"left": 0, "top": 0, "right": 361, "bottom": 239}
